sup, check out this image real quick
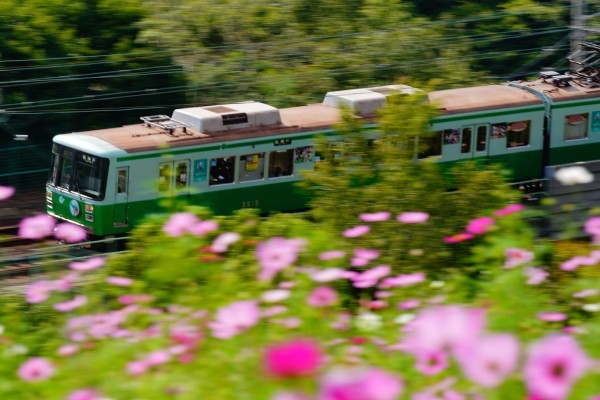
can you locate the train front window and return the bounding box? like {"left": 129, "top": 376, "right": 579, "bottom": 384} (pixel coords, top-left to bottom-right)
{"left": 48, "top": 144, "right": 108, "bottom": 200}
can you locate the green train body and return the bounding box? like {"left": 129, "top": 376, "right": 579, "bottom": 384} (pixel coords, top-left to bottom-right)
{"left": 46, "top": 72, "right": 600, "bottom": 237}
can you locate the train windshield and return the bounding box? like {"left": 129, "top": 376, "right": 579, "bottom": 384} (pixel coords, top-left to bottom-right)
{"left": 48, "top": 144, "right": 109, "bottom": 200}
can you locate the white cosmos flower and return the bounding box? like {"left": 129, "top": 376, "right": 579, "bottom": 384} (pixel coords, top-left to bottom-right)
{"left": 394, "top": 313, "right": 415, "bottom": 325}
{"left": 554, "top": 166, "right": 594, "bottom": 185}
{"left": 354, "top": 313, "right": 382, "bottom": 332}
{"left": 582, "top": 303, "right": 600, "bottom": 312}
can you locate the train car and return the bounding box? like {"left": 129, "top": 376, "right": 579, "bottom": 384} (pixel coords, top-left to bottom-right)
{"left": 46, "top": 52, "right": 600, "bottom": 238}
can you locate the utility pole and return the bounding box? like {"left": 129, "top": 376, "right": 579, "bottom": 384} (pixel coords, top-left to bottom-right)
{"left": 570, "top": 0, "right": 600, "bottom": 66}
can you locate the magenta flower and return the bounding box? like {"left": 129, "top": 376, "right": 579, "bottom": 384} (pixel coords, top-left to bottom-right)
{"left": 414, "top": 349, "right": 450, "bottom": 375}
{"left": 585, "top": 217, "right": 600, "bottom": 237}
{"left": 127, "top": 360, "right": 149, "bottom": 376}
{"left": 106, "top": 276, "right": 133, "bottom": 287}
{"left": 493, "top": 204, "right": 524, "bottom": 217}
{"left": 524, "top": 335, "right": 590, "bottom": 400}
{"left": 0, "top": 185, "right": 15, "bottom": 200}
{"left": 443, "top": 232, "right": 474, "bottom": 243}
{"left": 398, "top": 299, "right": 421, "bottom": 310}
{"left": 465, "top": 217, "right": 495, "bottom": 235}
{"left": 397, "top": 212, "right": 429, "bottom": 223}
{"left": 67, "top": 389, "right": 103, "bottom": 400}
{"left": 351, "top": 248, "right": 380, "bottom": 267}
{"left": 380, "top": 272, "right": 426, "bottom": 288}
{"left": 256, "top": 237, "right": 306, "bottom": 281}
{"left": 54, "top": 222, "right": 87, "bottom": 243}
{"left": 189, "top": 220, "right": 219, "bottom": 236}
{"left": 264, "top": 339, "right": 323, "bottom": 378}
{"left": 311, "top": 268, "right": 345, "bottom": 282}
{"left": 272, "top": 392, "right": 311, "bottom": 400}
{"left": 57, "top": 344, "right": 80, "bottom": 357}
{"left": 560, "top": 255, "right": 598, "bottom": 271}
{"left": 54, "top": 295, "right": 88, "bottom": 312}
{"left": 69, "top": 257, "right": 106, "bottom": 271}
{"left": 18, "top": 214, "right": 56, "bottom": 240}
{"left": 307, "top": 286, "right": 338, "bottom": 307}
{"left": 17, "top": 357, "right": 55, "bottom": 381}
{"left": 525, "top": 267, "right": 549, "bottom": 285}
{"left": 343, "top": 225, "right": 370, "bottom": 238}
{"left": 261, "top": 289, "right": 291, "bottom": 303}
{"left": 573, "top": 289, "right": 599, "bottom": 298}
{"left": 457, "top": 334, "right": 520, "bottom": 387}
{"left": 209, "top": 300, "right": 261, "bottom": 339}
{"left": 24, "top": 280, "right": 55, "bottom": 303}
{"left": 318, "top": 367, "right": 403, "bottom": 400}
{"left": 359, "top": 212, "right": 391, "bottom": 222}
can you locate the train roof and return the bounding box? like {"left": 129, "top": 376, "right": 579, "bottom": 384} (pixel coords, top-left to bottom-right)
{"left": 427, "top": 84, "right": 543, "bottom": 114}
{"left": 510, "top": 77, "right": 600, "bottom": 103}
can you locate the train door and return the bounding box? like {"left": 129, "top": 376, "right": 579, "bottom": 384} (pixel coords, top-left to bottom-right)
{"left": 114, "top": 167, "right": 129, "bottom": 226}
{"left": 457, "top": 124, "right": 490, "bottom": 160}
{"left": 158, "top": 160, "right": 190, "bottom": 199}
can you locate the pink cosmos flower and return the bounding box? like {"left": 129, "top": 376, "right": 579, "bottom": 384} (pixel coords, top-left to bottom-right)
{"left": 18, "top": 214, "right": 56, "bottom": 240}
{"left": 319, "top": 250, "right": 346, "bottom": 261}
{"left": 537, "top": 312, "right": 567, "bottom": 322}
{"left": 525, "top": 267, "right": 549, "bottom": 285}
{"left": 493, "top": 204, "right": 524, "bottom": 217}
{"left": 188, "top": 220, "right": 218, "bottom": 236}
{"left": 351, "top": 248, "right": 380, "bottom": 267}
{"left": 524, "top": 335, "right": 590, "bottom": 400}
{"left": 211, "top": 232, "right": 241, "bottom": 253}
{"left": 318, "top": 366, "right": 403, "bottom": 400}
{"left": 24, "top": 280, "right": 55, "bottom": 303}
{"left": 573, "top": 289, "right": 599, "bottom": 298}
{"left": 209, "top": 300, "right": 261, "bottom": 339}
{"left": 127, "top": 360, "right": 149, "bottom": 376}
{"left": 457, "top": 334, "right": 519, "bottom": 387}
{"left": 343, "top": 225, "right": 370, "bottom": 238}
{"left": 54, "top": 222, "right": 87, "bottom": 243}
{"left": 560, "top": 255, "right": 598, "bottom": 271}
{"left": 397, "top": 212, "right": 429, "bottom": 223}
{"left": 359, "top": 212, "right": 391, "bottom": 222}
{"left": 54, "top": 295, "right": 88, "bottom": 312}
{"left": 67, "top": 389, "right": 102, "bottom": 400}
{"left": 0, "top": 185, "right": 15, "bottom": 200}
{"left": 256, "top": 237, "right": 306, "bottom": 281}
{"left": 307, "top": 286, "right": 338, "bottom": 307}
{"left": 584, "top": 217, "right": 600, "bottom": 237}
{"left": 380, "top": 272, "right": 426, "bottom": 288}
{"left": 398, "top": 299, "right": 421, "bottom": 310}
{"left": 503, "top": 248, "right": 534, "bottom": 269}
{"left": 311, "top": 268, "right": 345, "bottom": 282}
{"left": 69, "top": 257, "right": 106, "bottom": 271}
{"left": 264, "top": 339, "right": 323, "bottom": 378}
{"left": 443, "top": 232, "right": 474, "bottom": 243}
{"left": 465, "top": 217, "right": 495, "bottom": 235}
{"left": 144, "top": 350, "right": 172, "bottom": 367}
{"left": 162, "top": 212, "right": 200, "bottom": 236}
{"left": 18, "top": 357, "right": 55, "bottom": 381}
{"left": 414, "top": 349, "right": 450, "bottom": 375}
{"left": 352, "top": 265, "right": 391, "bottom": 288}
{"left": 272, "top": 392, "right": 311, "bottom": 400}
{"left": 261, "top": 289, "right": 291, "bottom": 303}
{"left": 57, "top": 343, "right": 80, "bottom": 357}
{"left": 106, "top": 276, "right": 133, "bottom": 286}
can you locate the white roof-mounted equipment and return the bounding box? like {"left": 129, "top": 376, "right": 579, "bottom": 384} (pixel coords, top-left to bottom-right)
{"left": 322, "top": 84, "right": 420, "bottom": 117}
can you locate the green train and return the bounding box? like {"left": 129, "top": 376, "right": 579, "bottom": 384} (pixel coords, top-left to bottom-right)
{"left": 46, "top": 53, "right": 600, "bottom": 237}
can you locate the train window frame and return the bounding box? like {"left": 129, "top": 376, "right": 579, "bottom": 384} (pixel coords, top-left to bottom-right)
{"left": 268, "top": 149, "right": 294, "bottom": 178}
{"left": 158, "top": 162, "right": 172, "bottom": 193}
{"left": 564, "top": 113, "right": 589, "bottom": 141}
{"left": 175, "top": 160, "right": 189, "bottom": 190}
{"left": 418, "top": 132, "right": 443, "bottom": 159}
{"left": 238, "top": 152, "right": 265, "bottom": 183}
{"left": 461, "top": 127, "right": 473, "bottom": 154}
{"left": 209, "top": 157, "right": 235, "bottom": 186}
{"left": 506, "top": 120, "right": 531, "bottom": 148}
{"left": 117, "top": 168, "right": 128, "bottom": 194}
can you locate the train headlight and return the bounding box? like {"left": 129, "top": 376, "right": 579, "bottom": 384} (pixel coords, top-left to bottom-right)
{"left": 84, "top": 204, "right": 94, "bottom": 213}
{"left": 46, "top": 190, "right": 53, "bottom": 208}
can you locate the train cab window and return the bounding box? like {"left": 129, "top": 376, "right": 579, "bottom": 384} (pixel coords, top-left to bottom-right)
{"left": 117, "top": 169, "right": 128, "bottom": 194}
{"left": 506, "top": 121, "right": 530, "bottom": 148}
{"left": 268, "top": 149, "right": 294, "bottom": 178}
{"left": 461, "top": 127, "right": 472, "bottom": 154}
{"left": 158, "top": 163, "right": 171, "bottom": 192}
{"left": 209, "top": 157, "right": 235, "bottom": 185}
{"left": 476, "top": 126, "right": 488, "bottom": 152}
{"left": 239, "top": 153, "right": 265, "bottom": 182}
{"left": 565, "top": 113, "right": 589, "bottom": 141}
{"left": 175, "top": 161, "right": 189, "bottom": 189}
{"left": 418, "top": 132, "right": 442, "bottom": 159}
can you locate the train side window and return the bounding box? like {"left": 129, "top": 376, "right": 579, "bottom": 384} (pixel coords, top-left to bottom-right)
{"left": 209, "top": 157, "right": 235, "bottom": 185}
{"left": 268, "top": 149, "right": 294, "bottom": 178}
{"left": 158, "top": 163, "right": 171, "bottom": 192}
{"left": 506, "top": 121, "right": 530, "bottom": 148}
{"left": 418, "top": 131, "right": 442, "bottom": 159}
{"left": 461, "top": 127, "right": 472, "bottom": 153}
{"left": 476, "top": 126, "right": 487, "bottom": 152}
{"left": 239, "top": 153, "right": 265, "bottom": 182}
{"left": 443, "top": 129, "right": 460, "bottom": 144}
{"left": 175, "top": 161, "right": 189, "bottom": 189}
{"left": 117, "top": 168, "right": 128, "bottom": 194}
{"left": 564, "top": 113, "right": 588, "bottom": 141}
